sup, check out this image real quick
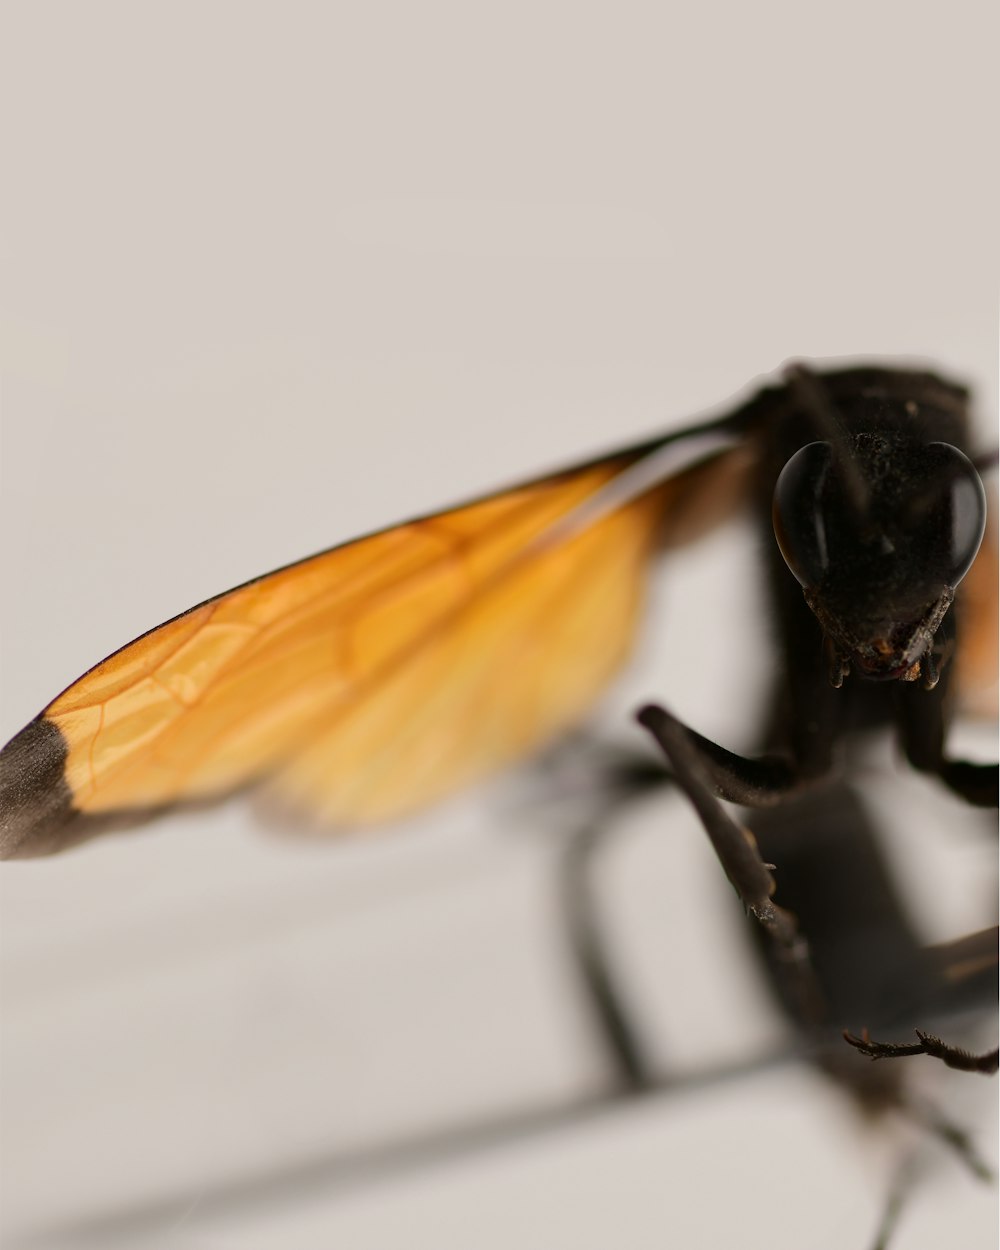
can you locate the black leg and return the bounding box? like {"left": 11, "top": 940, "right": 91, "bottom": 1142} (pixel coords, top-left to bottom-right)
{"left": 844, "top": 1029, "right": 999, "bottom": 1075}
{"left": 548, "top": 747, "right": 677, "bottom": 1093}
{"left": 639, "top": 714, "right": 800, "bottom": 807}
{"left": 525, "top": 736, "right": 671, "bottom": 1094}
{"left": 561, "top": 813, "right": 655, "bottom": 1092}
{"left": 841, "top": 923, "right": 998, "bottom": 1081}
{"left": 894, "top": 680, "right": 998, "bottom": 808}
{"left": 635, "top": 703, "right": 826, "bottom": 1023}
{"left": 925, "top": 925, "right": 999, "bottom": 994}
{"left": 636, "top": 705, "right": 798, "bottom": 919}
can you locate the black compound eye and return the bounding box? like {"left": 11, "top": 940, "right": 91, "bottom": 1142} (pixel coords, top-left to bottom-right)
{"left": 909, "top": 442, "right": 987, "bottom": 587}
{"left": 772, "top": 442, "right": 833, "bottom": 588}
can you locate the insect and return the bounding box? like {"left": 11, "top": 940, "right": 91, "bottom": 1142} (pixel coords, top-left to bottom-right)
{"left": 1, "top": 362, "right": 996, "bottom": 1241}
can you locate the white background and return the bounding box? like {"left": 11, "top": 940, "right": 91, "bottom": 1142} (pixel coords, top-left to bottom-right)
{"left": 1, "top": 3, "right": 997, "bottom": 1248}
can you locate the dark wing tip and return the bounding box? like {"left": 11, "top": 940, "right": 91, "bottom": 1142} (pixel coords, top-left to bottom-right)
{"left": 0, "top": 716, "right": 81, "bottom": 859}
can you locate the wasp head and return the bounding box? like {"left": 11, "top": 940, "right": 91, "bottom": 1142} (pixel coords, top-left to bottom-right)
{"left": 772, "top": 435, "right": 986, "bottom": 687}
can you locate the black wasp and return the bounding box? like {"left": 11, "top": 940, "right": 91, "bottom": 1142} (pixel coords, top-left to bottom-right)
{"left": 1, "top": 362, "right": 996, "bottom": 1242}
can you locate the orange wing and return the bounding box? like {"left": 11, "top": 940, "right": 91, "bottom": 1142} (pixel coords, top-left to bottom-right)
{"left": 0, "top": 434, "right": 750, "bottom": 858}
{"left": 955, "top": 491, "right": 999, "bottom": 719}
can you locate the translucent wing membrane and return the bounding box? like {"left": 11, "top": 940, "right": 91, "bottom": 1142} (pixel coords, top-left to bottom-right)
{"left": 0, "top": 433, "right": 748, "bottom": 857}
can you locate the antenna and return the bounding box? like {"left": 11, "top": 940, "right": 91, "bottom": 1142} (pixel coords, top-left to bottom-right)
{"left": 784, "top": 363, "right": 871, "bottom": 523}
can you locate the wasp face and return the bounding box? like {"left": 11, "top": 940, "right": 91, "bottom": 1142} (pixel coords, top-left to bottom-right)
{"left": 772, "top": 437, "right": 986, "bottom": 685}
